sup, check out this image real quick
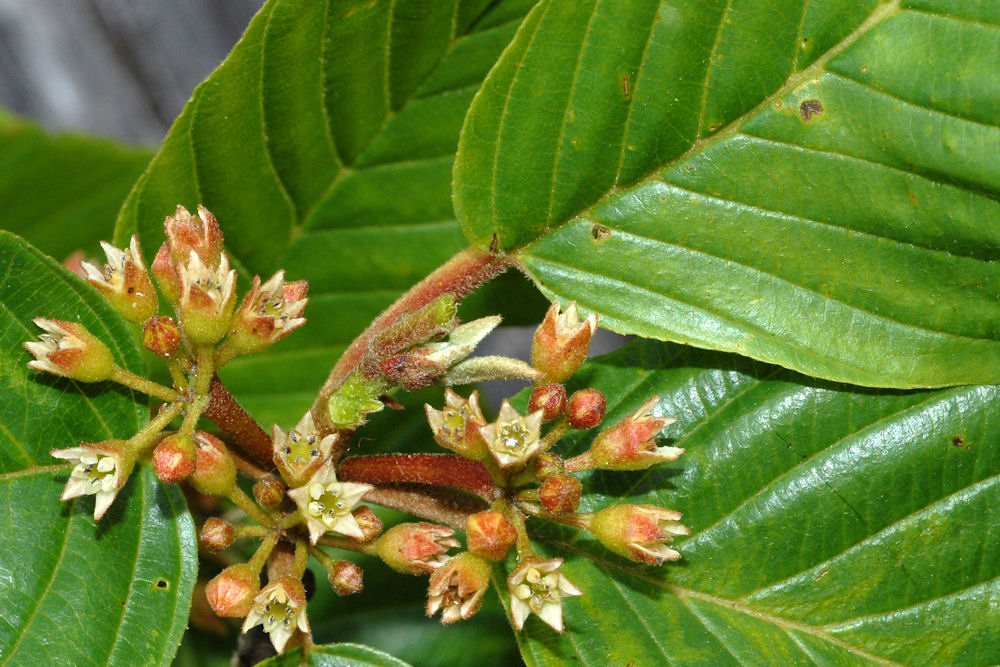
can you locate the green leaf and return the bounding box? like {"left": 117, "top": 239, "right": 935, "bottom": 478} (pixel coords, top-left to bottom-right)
{"left": 507, "top": 339, "right": 1000, "bottom": 664}
{"left": 453, "top": 0, "right": 1000, "bottom": 388}
{"left": 0, "top": 232, "right": 196, "bottom": 665}
{"left": 259, "top": 642, "right": 411, "bottom": 667}
{"left": 0, "top": 111, "right": 152, "bottom": 261}
{"left": 113, "top": 0, "right": 544, "bottom": 429}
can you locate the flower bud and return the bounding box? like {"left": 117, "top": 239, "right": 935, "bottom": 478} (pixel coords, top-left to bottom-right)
{"left": 151, "top": 242, "right": 182, "bottom": 304}
{"left": 177, "top": 251, "right": 237, "bottom": 345}
{"left": 199, "top": 517, "right": 236, "bottom": 552}
{"left": 81, "top": 236, "right": 158, "bottom": 324}
{"left": 152, "top": 433, "right": 197, "bottom": 483}
{"left": 566, "top": 388, "right": 606, "bottom": 430}
{"left": 227, "top": 271, "right": 309, "bottom": 356}
{"left": 352, "top": 505, "right": 384, "bottom": 543}
{"left": 206, "top": 563, "right": 259, "bottom": 618}
{"left": 589, "top": 504, "right": 690, "bottom": 565}
{"left": 427, "top": 552, "right": 492, "bottom": 624}
{"left": 189, "top": 431, "right": 237, "bottom": 497}
{"left": 466, "top": 510, "right": 517, "bottom": 561}
{"left": 326, "top": 559, "right": 364, "bottom": 596}
{"left": 164, "top": 204, "right": 224, "bottom": 268}
{"left": 579, "top": 397, "right": 683, "bottom": 471}
{"left": 424, "top": 389, "right": 490, "bottom": 460}
{"left": 142, "top": 316, "right": 183, "bottom": 359}
{"left": 25, "top": 318, "right": 115, "bottom": 382}
{"left": 375, "top": 522, "right": 459, "bottom": 575}
{"left": 531, "top": 301, "right": 597, "bottom": 383}
{"left": 253, "top": 474, "right": 286, "bottom": 509}
{"left": 528, "top": 384, "right": 567, "bottom": 422}
{"left": 539, "top": 473, "right": 581, "bottom": 515}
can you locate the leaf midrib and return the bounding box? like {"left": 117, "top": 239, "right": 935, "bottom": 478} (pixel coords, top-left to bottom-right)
{"left": 517, "top": 0, "right": 904, "bottom": 256}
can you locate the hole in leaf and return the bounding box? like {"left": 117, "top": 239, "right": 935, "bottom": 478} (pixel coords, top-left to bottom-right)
{"left": 154, "top": 578, "right": 170, "bottom": 591}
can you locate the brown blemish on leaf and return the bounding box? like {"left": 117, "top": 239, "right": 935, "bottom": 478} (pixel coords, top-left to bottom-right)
{"left": 489, "top": 233, "right": 499, "bottom": 253}
{"left": 952, "top": 435, "right": 965, "bottom": 447}
{"left": 799, "top": 99, "right": 823, "bottom": 121}
{"left": 622, "top": 73, "right": 630, "bottom": 99}
{"left": 591, "top": 224, "right": 611, "bottom": 241}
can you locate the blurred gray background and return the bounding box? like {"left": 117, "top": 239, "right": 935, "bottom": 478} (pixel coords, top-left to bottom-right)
{"left": 0, "top": 0, "right": 263, "bottom": 145}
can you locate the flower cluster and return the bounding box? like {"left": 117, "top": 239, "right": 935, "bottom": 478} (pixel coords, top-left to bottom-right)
{"left": 421, "top": 301, "right": 690, "bottom": 633}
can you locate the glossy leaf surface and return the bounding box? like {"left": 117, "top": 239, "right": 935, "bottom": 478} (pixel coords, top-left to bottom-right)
{"left": 113, "top": 0, "right": 542, "bottom": 429}
{"left": 0, "top": 232, "right": 196, "bottom": 666}
{"left": 507, "top": 339, "right": 1000, "bottom": 664}
{"left": 0, "top": 111, "right": 151, "bottom": 261}
{"left": 260, "top": 642, "right": 410, "bottom": 666}
{"left": 454, "top": 0, "right": 1000, "bottom": 387}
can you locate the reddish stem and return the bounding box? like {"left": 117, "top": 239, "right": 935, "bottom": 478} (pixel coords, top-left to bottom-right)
{"left": 310, "top": 246, "right": 511, "bottom": 435}
{"left": 361, "top": 486, "right": 488, "bottom": 531}
{"left": 202, "top": 375, "right": 272, "bottom": 468}
{"left": 339, "top": 453, "right": 496, "bottom": 502}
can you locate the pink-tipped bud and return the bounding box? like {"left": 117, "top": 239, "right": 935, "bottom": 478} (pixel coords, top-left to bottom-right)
{"left": 566, "top": 388, "right": 606, "bottom": 430}
{"left": 227, "top": 271, "right": 309, "bottom": 356}
{"left": 426, "top": 552, "right": 492, "bottom": 624}
{"left": 531, "top": 301, "right": 597, "bottom": 383}
{"left": 375, "top": 522, "right": 459, "bottom": 575}
{"left": 578, "top": 396, "right": 683, "bottom": 471}
{"left": 589, "top": 504, "right": 691, "bottom": 565}
{"left": 352, "top": 506, "right": 384, "bottom": 543}
{"left": 151, "top": 242, "right": 182, "bottom": 304}
{"left": 142, "top": 316, "right": 183, "bottom": 359}
{"left": 152, "top": 433, "right": 197, "bottom": 483}
{"left": 252, "top": 475, "right": 286, "bottom": 509}
{"left": 164, "top": 204, "right": 224, "bottom": 268}
{"left": 199, "top": 517, "right": 236, "bottom": 552}
{"left": 189, "top": 431, "right": 237, "bottom": 497}
{"left": 539, "top": 473, "right": 582, "bottom": 515}
{"left": 205, "top": 563, "right": 259, "bottom": 618}
{"left": 81, "top": 236, "right": 158, "bottom": 324}
{"left": 466, "top": 510, "right": 517, "bottom": 561}
{"left": 424, "top": 389, "right": 490, "bottom": 460}
{"left": 533, "top": 453, "right": 564, "bottom": 480}
{"left": 24, "top": 318, "right": 115, "bottom": 382}
{"left": 326, "top": 559, "right": 364, "bottom": 596}
{"left": 529, "top": 384, "right": 567, "bottom": 422}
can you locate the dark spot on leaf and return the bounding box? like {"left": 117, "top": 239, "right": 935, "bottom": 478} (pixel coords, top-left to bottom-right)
{"left": 591, "top": 224, "right": 611, "bottom": 241}
{"left": 952, "top": 435, "right": 965, "bottom": 447}
{"left": 861, "top": 65, "right": 869, "bottom": 73}
{"left": 154, "top": 578, "right": 170, "bottom": 591}
{"left": 489, "top": 233, "right": 499, "bottom": 253}
{"left": 622, "top": 73, "right": 630, "bottom": 99}
{"left": 799, "top": 99, "right": 823, "bottom": 121}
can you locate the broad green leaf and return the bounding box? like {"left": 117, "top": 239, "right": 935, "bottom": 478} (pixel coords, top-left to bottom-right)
{"left": 0, "top": 233, "right": 196, "bottom": 666}
{"left": 260, "top": 642, "right": 410, "bottom": 666}
{"left": 505, "top": 339, "right": 1000, "bottom": 664}
{"left": 113, "top": 0, "right": 544, "bottom": 429}
{"left": 454, "top": 0, "right": 1000, "bottom": 388}
{"left": 0, "top": 111, "right": 152, "bottom": 261}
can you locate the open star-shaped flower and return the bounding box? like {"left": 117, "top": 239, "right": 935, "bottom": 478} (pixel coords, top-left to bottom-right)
{"left": 508, "top": 557, "right": 582, "bottom": 632}
{"left": 287, "top": 463, "right": 372, "bottom": 543}
{"left": 81, "top": 235, "right": 157, "bottom": 324}
{"left": 241, "top": 576, "right": 309, "bottom": 653}
{"left": 228, "top": 270, "right": 308, "bottom": 356}
{"left": 272, "top": 410, "right": 338, "bottom": 484}
{"left": 479, "top": 400, "right": 544, "bottom": 468}
{"left": 51, "top": 440, "right": 134, "bottom": 520}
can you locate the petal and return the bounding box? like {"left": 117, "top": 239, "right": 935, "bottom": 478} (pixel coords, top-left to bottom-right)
{"left": 537, "top": 602, "right": 565, "bottom": 632}
{"left": 510, "top": 596, "right": 531, "bottom": 631}
{"left": 93, "top": 489, "right": 117, "bottom": 520}
{"left": 331, "top": 513, "right": 365, "bottom": 540}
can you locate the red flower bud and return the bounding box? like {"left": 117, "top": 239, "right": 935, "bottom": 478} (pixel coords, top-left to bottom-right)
{"left": 189, "top": 431, "right": 237, "bottom": 497}
{"left": 252, "top": 474, "right": 286, "bottom": 509}
{"left": 326, "top": 559, "right": 364, "bottom": 596}
{"left": 466, "top": 511, "right": 517, "bottom": 561}
{"left": 152, "top": 433, "right": 197, "bottom": 483}
{"left": 528, "top": 384, "right": 567, "bottom": 422}
{"left": 164, "top": 204, "right": 224, "bottom": 268}
{"left": 531, "top": 301, "right": 597, "bottom": 383}
{"left": 539, "top": 473, "right": 582, "bottom": 515}
{"left": 151, "top": 242, "right": 182, "bottom": 304}
{"left": 533, "top": 453, "right": 564, "bottom": 480}
{"left": 205, "top": 563, "right": 259, "bottom": 618}
{"left": 375, "top": 522, "right": 459, "bottom": 575}
{"left": 566, "top": 388, "right": 606, "bottom": 430}
{"left": 352, "top": 505, "right": 384, "bottom": 543}
{"left": 142, "top": 316, "right": 183, "bottom": 359}
{"left": 199, "top": 517, "right": 236, "bottom": 552}
{"left": 571, "top": 396, "right": 683, "bottom": 472}
{"left": 589, "top": 504, "right": 690, "bottom": 565}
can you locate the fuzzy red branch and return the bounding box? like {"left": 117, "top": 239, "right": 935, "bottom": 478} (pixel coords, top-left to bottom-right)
{"left": 339, "top": 453, "right": 496, "bottom": 502}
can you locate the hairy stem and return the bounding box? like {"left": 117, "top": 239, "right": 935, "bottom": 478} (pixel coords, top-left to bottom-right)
{"left": 202, "top": 375, "right": 272, "bottom": 467}
{"left": 338, "top": 453, "right": 496, "bottom": 502}
{"left": 310, "top": 246, "right": 512, "bottom": 441}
